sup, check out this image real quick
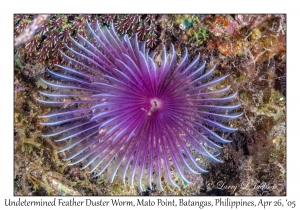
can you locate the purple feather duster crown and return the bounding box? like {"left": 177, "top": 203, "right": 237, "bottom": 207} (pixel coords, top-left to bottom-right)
{"left": 38, "top": 21, "right": 242, "bottom": 191}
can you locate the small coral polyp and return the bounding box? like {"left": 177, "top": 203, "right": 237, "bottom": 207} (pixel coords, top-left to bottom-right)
{"left": 38, "top": 21, "right": 242, "bottom": 191}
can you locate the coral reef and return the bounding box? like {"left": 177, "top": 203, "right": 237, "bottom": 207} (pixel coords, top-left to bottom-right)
{"left": 14, "top": 14, "right": 286, "bottom": 196}
{"left": 14, "top": 14, "right": 161, "bottom": 65}
{"left": 14, "top": 15, "right": 49, "bottom": 47}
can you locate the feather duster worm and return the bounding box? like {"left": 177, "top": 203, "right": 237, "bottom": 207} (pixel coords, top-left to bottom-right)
{"left": 38, "top": 21, "right": 242, "bottom": 191}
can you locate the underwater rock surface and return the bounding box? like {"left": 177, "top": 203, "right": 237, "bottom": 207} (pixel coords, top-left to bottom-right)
{"left": 14, "top": 14, "right": 286, "bottom": 196}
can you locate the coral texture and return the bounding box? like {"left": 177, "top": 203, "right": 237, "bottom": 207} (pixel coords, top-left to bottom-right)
{"left": 38, "top": 22, "right": 242, "bottom": 191}
{"left": 14, "top": 14, "right": 160, "bottom": 65}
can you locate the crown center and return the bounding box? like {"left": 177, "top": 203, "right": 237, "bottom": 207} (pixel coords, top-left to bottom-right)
{"left": 147, "top": 98, "right": 164, "bottom": 116}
